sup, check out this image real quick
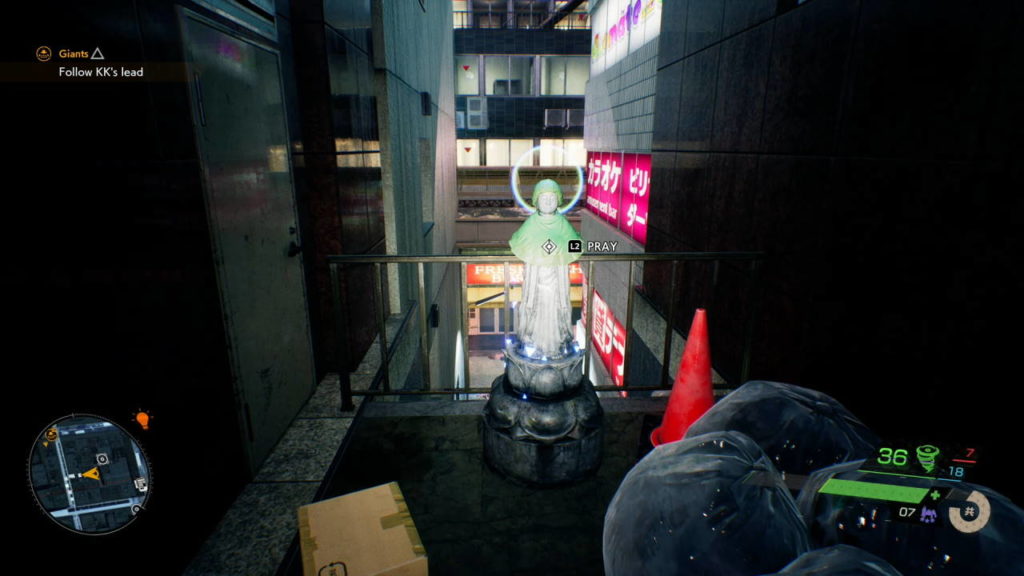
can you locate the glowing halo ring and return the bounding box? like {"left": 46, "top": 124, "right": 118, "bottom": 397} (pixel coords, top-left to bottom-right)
{"left": 510, "top": 145, "right": 585, "bottom": 214}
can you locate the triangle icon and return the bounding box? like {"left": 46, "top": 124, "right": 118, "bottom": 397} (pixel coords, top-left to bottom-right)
{"left": 91, "top": 47, "right": 105, "bottom": 60}
{"left": 462, "top": 65, "right": 470, "bottom": 71}
{"left": 464, "top": 147, "right": 471, "bottom": 153}
{"left": 82, "top": 467, "right": 101, "bottom": 481}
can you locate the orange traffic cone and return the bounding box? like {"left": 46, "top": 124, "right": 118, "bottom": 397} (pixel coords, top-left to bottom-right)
{"left": 650, "top": 308, "right": 714, "bottom": 447}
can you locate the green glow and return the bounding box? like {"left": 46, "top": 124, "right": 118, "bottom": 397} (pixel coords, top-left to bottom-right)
{"left": 819, "top": 478, "right": 930, "bottom": 504}
{"left": 917, "top": 444, "right": 941, "bottom": 473}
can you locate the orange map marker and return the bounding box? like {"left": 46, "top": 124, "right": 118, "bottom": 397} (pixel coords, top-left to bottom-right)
{"left": 82, "top": 467, "right": 101, "bottom": 481}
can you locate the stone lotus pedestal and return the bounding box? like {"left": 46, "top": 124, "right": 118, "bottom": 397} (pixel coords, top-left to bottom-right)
{"left": 482, "top": 342, "right": 604, "bottom": 485}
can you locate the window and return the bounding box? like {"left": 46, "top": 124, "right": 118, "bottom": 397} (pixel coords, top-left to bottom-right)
{"left": 455, "top": 55, "right": 479, "bottom": 95}
{"left": 554, "top": 1, "right": 590, "bottom": 29}
{"left": 457, "top": 139, "right": 480, "bottom": 167}
{"left": 541, "top": 56, "right": 589, "bottom": 95}
{"left": 509, "top": 139, "right": 533, "bottom": 166}
{"left": 484, "top": 139, "right": 533, "bottom": 167}
{"left": 485, "top": 56, "right": 534, "bottom": 96}
{"left": 452, "top": 0, "right": 469, "bottom": 28}
{"left": 539, "top": 139, "right": 586, "bottom": 167}
{"left": 484, "top": 56, "right": 507, "bottom": 96}
{"left": 485, "top": 139, "right": 510, "bottom": 166}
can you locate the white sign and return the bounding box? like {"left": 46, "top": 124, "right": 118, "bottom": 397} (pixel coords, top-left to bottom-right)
{"left": 590, "top": 0, "right": 662, "bottom": 75}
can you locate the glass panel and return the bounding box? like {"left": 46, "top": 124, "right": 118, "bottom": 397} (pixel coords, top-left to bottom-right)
{"left": 541, "top": 56, "right": 566, "bottom": 96}
{"left": 457, "top": 139, "right": 480, "bottom": 167}
{"left": 508, "top": 56, "right": 533, "bottom": 95}
{"left": 485, "top": 139, "right": 510, "bottom": 166}
{"left": 485, "top": 55, "right": 509, "bottom": 95}
{"left": 476, "top": 13, "right": 503, "bottom": 28}
{"left": 565, "top": 56, "right": 589, "bottom": 95}
{"left": 452, "top": 1, "right": 469, "bottom": 28}
{"left": 539, "top": 139, "right": 565, "bottom": 166}
{"left": 564, "top": 139, "right": 587, "bottom": 166}
{"left": 455, "top": 55, "right": 479, "bottom": 95}
{"left": 509, "top": 139, "right": 533, "bottom": 167}
{"left": 480, "top": 308, "right": 495, "bottom": 333}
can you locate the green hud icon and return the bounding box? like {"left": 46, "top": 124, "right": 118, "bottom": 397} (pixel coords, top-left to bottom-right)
{"left": 916, "top": 444, "right": 941, "bottom": 473}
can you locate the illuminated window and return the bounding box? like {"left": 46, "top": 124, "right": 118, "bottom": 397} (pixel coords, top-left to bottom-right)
{"left": 455, "top": 55, "right": 479, "bottom": 95}
{"left": 485, "top": 139, "right": 510, "bottom": 166}
{"left": 539, "top": 139, "right": 586, "bottom": 166}
{"left": 541, "top": 56, "right": 589, "bottom": 95}
{"left": 457, "top": 139, "right": 480, "bottom": 167}
{"left": 484, "top": 139, "right": 533, "bottom": 167}
{"left": 485, "top": 56, "right": 534, "bottom": 96}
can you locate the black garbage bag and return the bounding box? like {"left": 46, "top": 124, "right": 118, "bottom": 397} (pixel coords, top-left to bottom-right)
{"left": 796, "top": 460, "right": 1024, "bottom": 575}
{"left": 761, "top": 544, "right": 903, "bottom": 575}
{"left": 604, "top": 431, "right": 810, "bottom": 576}
{"left": 685, "top": 381, "right": 880, "bottom": 477}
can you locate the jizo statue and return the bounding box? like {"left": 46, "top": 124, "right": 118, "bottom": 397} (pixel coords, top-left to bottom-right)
{"left": 508, "top": 179, "right": 583, "bottom": 359}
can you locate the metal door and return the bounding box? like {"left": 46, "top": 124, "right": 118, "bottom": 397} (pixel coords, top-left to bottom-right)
{"left": 181, "top": 11, "right": 315, "bottom": 474}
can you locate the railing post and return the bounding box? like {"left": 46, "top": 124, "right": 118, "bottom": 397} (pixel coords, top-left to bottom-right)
{"left": 417, "top": 262, "right": 431, "bottom": 391}
{"left": 461, "top": 262, "right": 471, "bottom": 392}
{"left": 374, "top": 262, "right": 390, "bottom": 393}
{"left": 503, "top": 260, "right": 511, "bottom": 347}
{"left": 660, "top": 260, "right": 678, "bottom": 389}
{"left": 583, "top": 260, "right": 595, "bottom": 381}
{"left": 622, "top": 260, "right": 635, "bottom": 391}
{"left": 330, "top": 262, "right": 355, "bottom": 412}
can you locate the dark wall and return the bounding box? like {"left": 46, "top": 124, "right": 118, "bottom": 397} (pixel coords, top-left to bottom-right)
{"left": 456, "top": 95, "right": 584, "bottom": 139}
{"left": 292, "top": 0, "right": 384, "bottom": 375}
{"left": 6, "top": 0, "right": 259, "bottom": 570}
{"left": 455, "top": 28, "right": 590, "bottom": 55}
{"left": 644, "top": 0, "right": 1024, "bottom": 501}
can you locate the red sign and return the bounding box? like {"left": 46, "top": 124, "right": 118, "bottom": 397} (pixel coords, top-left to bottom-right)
{"left": 467, "top": 263, "right": 584, "bottom": 286}
{"left": 585, "top": 151, "right": 650, "bottom": 246}
{"left": 585, "top": 151, "right": 605, "bottom": 216}
{"left": 588, "top": 288, "right": 626, "bottom": 388}
{"left": 586, "top": 151, "right": 622, "bottom": 227}
{"left": 621, "top": 153, "right": 650, "bottom": 245}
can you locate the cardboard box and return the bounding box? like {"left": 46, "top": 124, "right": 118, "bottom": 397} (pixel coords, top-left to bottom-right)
{"left": 298, "top": 482, "right": 428, "bottom": 576}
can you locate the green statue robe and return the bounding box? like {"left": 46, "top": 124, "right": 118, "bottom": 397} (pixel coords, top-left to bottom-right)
{"left": 508, "top": 180, "right": 582, "bottom": 357}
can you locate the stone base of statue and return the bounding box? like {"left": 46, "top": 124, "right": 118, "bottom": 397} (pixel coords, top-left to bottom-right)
{"left": 482, "top": 345, "right": 604, "bottom": 485}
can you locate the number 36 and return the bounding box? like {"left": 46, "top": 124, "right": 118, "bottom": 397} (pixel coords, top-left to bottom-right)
{"left": 877, "top": 448, "right": 908, "bottom": 466}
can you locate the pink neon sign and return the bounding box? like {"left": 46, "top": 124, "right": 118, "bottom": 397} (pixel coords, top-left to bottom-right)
{"left": 585, "top": 151, "right": 650, "bottom": 245}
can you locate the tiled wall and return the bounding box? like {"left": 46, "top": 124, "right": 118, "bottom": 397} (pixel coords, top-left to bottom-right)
{"left": 581, "top": 35, "right": 659, "bottom": 355}
{"left": 644, "top": 0, "right": 1024, "bottom": 458}
{"left": 585, "top": 39, "right": 659, "bottom": 153}
{"left": 373, "top": 0, "right": 461, "bottom": 386}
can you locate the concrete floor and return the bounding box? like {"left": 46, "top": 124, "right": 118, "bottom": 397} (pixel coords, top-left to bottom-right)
{"left": 276, "top": 397, "right": 669, "bottom": 576}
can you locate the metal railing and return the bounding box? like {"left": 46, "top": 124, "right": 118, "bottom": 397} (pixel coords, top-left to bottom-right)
{"left": 330, "top": 252, "right": 763, "bottom": 409}
{"left": 453, "top": 10, "right": 590, "bottom": 30}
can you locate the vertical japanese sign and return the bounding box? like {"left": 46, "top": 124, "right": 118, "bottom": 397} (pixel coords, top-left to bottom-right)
{"left": 621, "top": 153, "right": 650, "bottom": 245}
{"left": 585, "top": 151, "right": 651, "bottom": 245}
{"left": 588, "top": 288, "right": 626, "bottom": 388}
{"left": 585, "top": 151, "right": 622, "bottom": 227}
{"left": 585, "top": 151, "right": 605, "bottom": 216}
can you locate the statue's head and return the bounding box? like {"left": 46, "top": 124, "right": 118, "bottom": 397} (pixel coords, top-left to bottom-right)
{"left": 532, "top": 179, "right": 563, "bottom": 215}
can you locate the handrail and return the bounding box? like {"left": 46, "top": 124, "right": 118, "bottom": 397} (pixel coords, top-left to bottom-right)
{"left": 329, "top": 251, "right": 764, "bottom": 409}
{"left": 328, "top": 252, "right": 763, "bottom": 264}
